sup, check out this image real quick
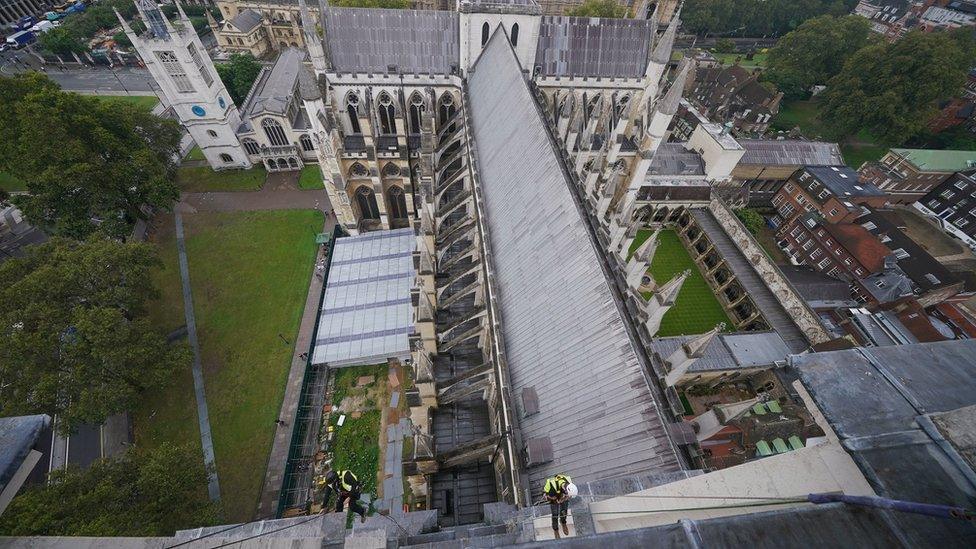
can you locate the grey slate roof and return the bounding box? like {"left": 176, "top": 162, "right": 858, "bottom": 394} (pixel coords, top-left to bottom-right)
{"left": 324, "top": 7, "right": 459, "bottom": 75}
{"left": 805, "top": 165, "right": 885, "bottom": 199}
{"left": 0, "top": 414, "right": 50, "bottom": 489}
{"left": 646, "top": 143, "right": 704, "bottom": 177}
{"left": 228, "top": 9, "right": 263, "bottom": 34}
{"left": 780, "top": 265, "right": 855, "bottom": 307}
{"left": 534, "top": 16, "right": 654, "bottom": 78}
{"left": 247, "top": 48, "right": 303, "bottom": 116}
{"left": 565, "top": 504, "right": 907, "bottom": 548}
{"left": 737, "top": 139, "right": 844, "bottom": 167}
{"left": 651, "top": 331, "right": 791, "bottom": 373}
{"left": 791, "top": 340, "right": 976, "bottom": 547}
{"left": 468, "top": 31, "right": 681, "bottom": 489}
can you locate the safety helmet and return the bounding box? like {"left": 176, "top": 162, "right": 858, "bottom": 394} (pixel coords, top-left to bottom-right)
{"left": 566, "top": 483, "right": 579, "bottom": 497}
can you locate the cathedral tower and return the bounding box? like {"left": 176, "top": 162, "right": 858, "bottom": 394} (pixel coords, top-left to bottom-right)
{"left": 118, "top": 1, "right": 251, "bottom": 170}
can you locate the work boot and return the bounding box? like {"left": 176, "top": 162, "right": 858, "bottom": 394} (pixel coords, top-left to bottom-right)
{"left": 361, "top": 514, "right": 367, "bottom": 524}
{"left": 554, "top": 529, "right": 561, "bottom": 539}
{"left": 562, "top": 523, "right": 569, "bottom": 536}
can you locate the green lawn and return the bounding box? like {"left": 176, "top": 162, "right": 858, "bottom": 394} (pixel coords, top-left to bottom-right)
{"left": 772, "top": 100, "right": 886, "bottom": 168}
{"left": 329, "top": 363, "right": 387, "bottom": 499}
{"left": 629, "top": 229, "right": 733, "bottom": 337}
{"left": 184, "top": 146, "right": 206, "bottom": 162}
{"left": 712, "top": 51, "right": 768, "bottom": 70}
{"left": 176, "top": 166, "right": 266, "bottom": 192}
{"left": 94, "top": 95, "right": 160, "bottom": 110}
{"left": 298, "top": 165, "right": 323, "bottom": 190}
{"left": 0, "top": 171, "right": 26, "bottom": 192}
{"left": 133, "top": 209, "right": 324, "bottom": 523}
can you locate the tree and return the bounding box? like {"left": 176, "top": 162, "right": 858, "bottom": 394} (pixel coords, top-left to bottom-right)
{"left": 682, "top": 0, "right": 857, "bottom": 38}
{"left": 38, "top": 27, "right": 86, "bottom": 56}
{"left": 819, "top": 30, "right": 976, "bottom": 145}
{"left": 735, "top": 208, "right": 765, "bottom": 235}
{"left": 714, "top": 38, "right": 735, "bottom": 53}
{"left": 0, "top": 444, "right": 220, "bottom": 536}
{"left": 0, "top": 237, "right": 189, "bottom": 434}
{"left": 0, "top": 73, "right": 182, "bottom": 239}
{"left": 764, "top": 15, "right": 872, "bottom": 99}
{"left": 566, "top": 0, "right": 628, "bottom": 18}
{"left": 215, "top": 53, "right": 263, "bottom": 107}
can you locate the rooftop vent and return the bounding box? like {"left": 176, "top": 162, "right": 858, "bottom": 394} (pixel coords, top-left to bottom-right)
{"left": 524, "top": 437, "right": 553, "bottom": 466}
{"left": 521, "top": 387, "right": 539, "bottom": 417}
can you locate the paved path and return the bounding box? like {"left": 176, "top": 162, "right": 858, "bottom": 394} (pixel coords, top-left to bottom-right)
{"left": 177, "top": 173, "right": 332, "bottom": 215}
{"left": 175, "top": 210, "right": 221, "bottom": 502}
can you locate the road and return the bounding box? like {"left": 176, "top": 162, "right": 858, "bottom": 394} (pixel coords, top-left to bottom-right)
{"left": 1, "top": 51, "right": 156, "bottom": 92}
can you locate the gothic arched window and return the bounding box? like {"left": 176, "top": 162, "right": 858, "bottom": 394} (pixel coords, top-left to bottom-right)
{"left": 387, "top": 186, "right": 408, "bottom": 219}
{"left": 300, "top": 134, "right": 314, "bottom": 152}
{"left": 346, "top": 93, "right": 362, "bottom": 134}
{"left": 288, "top": 157, "right": 299, "bottom": 169}
{"left": 511, "top": 23, "right": 519, "bottom": 47}
{"left": 438, "top": 93, "right": 456, "bottom": 129}
{"left": 219, "top": 153, "right": 233, "bottom": 163}
{"left": 349, "top": 162, "right": 369, "bottom": 179}
{"left": 242, "top": 138, "right": 259, "bottom": 155}
{"left": 382, "top": 163, "right": 401, "bottom": 178}
{"left": 262, "top": 118, "right": 288, "bottom": 147}
{"left": 356, "top": 186, "right": 380, "bottom": 220}
{"left": 408, "top": 93, "right": 425, "bottom": 135}
{"left": 481, "top": 22, "right": 490, "bottom": 46}
{"left": 378, "top": 92, "right": 396, "bottom": 135}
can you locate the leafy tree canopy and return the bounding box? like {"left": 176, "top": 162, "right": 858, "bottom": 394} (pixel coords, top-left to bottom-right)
{"left": 819, "top": 29, "right": 976, "bottom": 145}
{"left": 734, "top": 208, "right": 765, "bottom": 235}
{"left": 0, "top": 444, "right": 220, "bottom": 536}
{"left": 0, "top": 237, "right": 188, "bottom": 434}
{"left": 764, "top": 15, "right": 872, "bottom": 99}
{"left": 51, "top": 0, "right": 138, "bottom": 53}
{"left": 215, "top": 53, "right": 263, "bottom": 107}
{"left": 38, "top": 27, "right": 86, "bottom": 56}
{"left": 682, "top": 0, "right": 856, "bottom": 38}
{"left": 567, "top": 0, "right": 629, "bottom": 18}
{"left": 0, "top": 73, "right": 181, "bottom": 239}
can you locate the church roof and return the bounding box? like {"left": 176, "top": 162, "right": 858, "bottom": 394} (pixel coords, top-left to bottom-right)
{"left": 534, "top": 16, "right": 655, "bottom": 78}
{"left": 324, "top": 7, "right": 459, "bottom": 75}
{"left": 246, "top": 48, "right": 303, "bottom": 116}
{"left": 468, "top": 30, "right": 681, "bottom": 488}
{"left": 228, "top": 9, "right": 263, "bottom": 34}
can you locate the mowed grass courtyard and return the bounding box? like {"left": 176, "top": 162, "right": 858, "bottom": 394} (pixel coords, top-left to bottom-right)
{"left": 134, "top": 209, "right": 324, "bottom": 522}
{"left": 629, "top": 229, "right": 733, "bottom": 337}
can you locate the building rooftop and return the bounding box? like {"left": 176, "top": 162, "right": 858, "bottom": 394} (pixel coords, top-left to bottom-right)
{"left": 737, "top": 139, "right": 843, "bottom": 167}
{"left": 245, "top": 48, "right": 303, "bottom": 116}
{"left": 804, "top": 165, "right": 886, "bottom": 201}
{"left": 534, "top": 16, "right": 655, "bottom": 79}
{"left": 457, "top": 0, "right": 542, "bottom": 14}
{"left": 780, "top": 265, "right": 855, "bottom": 308}
{"left": 791, "top": 340, "right": 976, "bottom": 547}
{"left": 651, "top": 332, "right": 791, "bottom": 373}
{"left": 311, "top": 229, "right": 416, "bottom": 367}
{"left": 0, "top": 414, "right": 50, "bottom": 490}
{"left": 821, "top": 221, "right": 891, "bottom": 273}
{"left": 645, "top": 143, "right": 705, "bottom": 177}
{"left": 227, "top": 8, "right": 263, "bottom": 34}
{"left": 890, "top": 147, "right": 976, "bottom": 172}
{"left": 468, "top": 30, "right": 681, "bottom": 488}
{"left": 857, "top": 208, "right": 959, "bottom": 294}
{"left": 324, "top": 7, "right": 460, "bottom": 75}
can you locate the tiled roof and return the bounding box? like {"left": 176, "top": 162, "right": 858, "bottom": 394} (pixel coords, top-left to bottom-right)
{"left": 822, "top": 222, "right": 891, "bottom": 274}
{"left": 534, "top": 16, "right": 654, "bottom": 78}
{"left": 856, "top": 208, "right": 959, "bottom": 293}
{"left": 468, "top": 30, "right": 681, "bottom": 488}
{"left": 247, "top": 48, "right": 303, "bottom": 116}
{"left": 228, "top": 9, "right": 263, "bottom": 34}
{"left": 324, "top": 7, "right": 459, "bottom": 75}
{"left": 804, "top": 165, "right": 886, "bottom": 199}
{"left": 0, "top": 414, "right": 50, "bottom": 489}
{"left": 737, "top": 139, "right": 844, "bottom": 167}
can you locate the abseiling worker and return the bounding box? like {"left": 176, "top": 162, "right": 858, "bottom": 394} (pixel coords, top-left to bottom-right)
{"left": 322, "top": 469, "right": 367, "bottom": 523}
{"left": 543, "top": 473, "right": 577, "bottom": 538}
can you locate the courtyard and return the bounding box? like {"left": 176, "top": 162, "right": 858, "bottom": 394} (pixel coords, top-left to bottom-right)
{"left": 629, "top": 229, "right": 733, "bottom": 337}
{"left": 134, "top": 208, "right": 324, "bottom": 522}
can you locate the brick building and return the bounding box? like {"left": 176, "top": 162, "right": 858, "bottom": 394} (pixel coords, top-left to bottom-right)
{"left": 914, "top": 169, "right": 976, "bottom": 250}
{"left": 772, "top": 166, "right": 888, "bottom": 232}
{"left": 859, "top": 148, "right": 976, "bottom": 203}
{"left": 733, "top": 140, "right": 845, "bottom": 206}
{"left": 780, "top": 213, "right": 890, "bottom": 284}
